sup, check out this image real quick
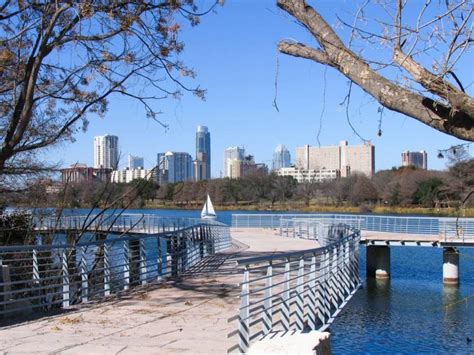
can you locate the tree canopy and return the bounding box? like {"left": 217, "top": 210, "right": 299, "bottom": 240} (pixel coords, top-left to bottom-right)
{"left": 0, "top": 0, "right": 218, "bottom": 186}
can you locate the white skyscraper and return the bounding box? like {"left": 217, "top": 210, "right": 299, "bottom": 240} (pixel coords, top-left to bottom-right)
{"left": 223, "top": 146, "right": 245, "bottom": 178}
{"left": 94, "top": 135, "right": 119, "bottom": 169}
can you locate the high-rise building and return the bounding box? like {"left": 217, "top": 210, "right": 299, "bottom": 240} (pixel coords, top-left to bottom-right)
{"left": 272, "top": 144, "right": 291, "bottom": 170}
{"left": 294, "top": 140, "right": 375, "bottom": 177}
{"left": 194, "top": 126, "right": 211, "bottom": 181}
{"left": 401, "top": 150, "right": 427, "bottom": 169}
{"left": 94, "top": 135, "right": 119, "bottom": 169}
{"left": 128, "top": 155, "right": 144, "bottom": 169}
{"left": 224, "top": 146, "right": 245, "bottom": 178}
{"left": 157, "top": 152, "right": 194, "bottom": 184}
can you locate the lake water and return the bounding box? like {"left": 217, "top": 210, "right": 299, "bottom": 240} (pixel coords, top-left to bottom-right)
{"left": 67, "top": 208, "right": 474, "bottom": 352}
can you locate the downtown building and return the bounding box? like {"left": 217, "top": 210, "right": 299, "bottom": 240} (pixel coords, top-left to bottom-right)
{"left": 94, "top": 134, "right": 119, "bottom": 169}
{"left": 223, "top": 146, "right": 245, "bottom": 178}
{"left": 276, "top": 167, "right": 341, "bottom": 183}
{"left": 194, "top": 126, "right": 211, "bottom": 181}
{"left": 272, "top": 144, "right": 291, "bottom": 170}
{"left": 111, "top": 167, "right": 153, "bottom": 183}
{"left": 401, "top": 150, "right": 427, "bottom": 169}
{"left": 157, "top": 152, "right": 194, "bottom": 184}
{"left": 60, "top": 164, "right": 112, "bottom": 184}
{"left": 128, "top": 155, "right": 144, "bottom": 169}
{"left": 294, "top": 140, "right": 375, "bottom": 178}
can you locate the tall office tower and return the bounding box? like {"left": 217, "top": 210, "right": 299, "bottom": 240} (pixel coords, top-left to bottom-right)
{"left": 224, "top": 146, "right": 245, "bottom": 178}
{"left": 94, "top": 135, "right": 119, "bottom": 169}
{"left": 195, "top": 126, "right": 211, "bottom": 181}
{"left": 401, "top": 150, "right": 428, "bottom": 169}
{"left": 128, "top": 155, "right": 144, "bottom": 169}
{"left": 295, "top": 140, "right": 375, "bottom": 177}
{"left": 156, "top": 152, "right": 194, "bottom": 184}
{"left": 272, "top": 144, "right": 291, "bottom": 170}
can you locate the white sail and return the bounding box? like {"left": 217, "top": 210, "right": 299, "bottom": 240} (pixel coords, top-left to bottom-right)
{"left": 201, "top": 194, "right": 217, "bottom": 219}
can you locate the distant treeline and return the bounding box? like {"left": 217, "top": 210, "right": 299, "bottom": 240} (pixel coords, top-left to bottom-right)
{"left": 6, "top": 160, "right": 474, "bottom": 212}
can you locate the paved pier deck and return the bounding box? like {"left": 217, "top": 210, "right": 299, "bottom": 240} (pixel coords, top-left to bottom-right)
{"left": 0, "top": 228, "right": 318, "bottom": 355}
{"left": 361, "top": 230, "right": 472, "bottom": 247}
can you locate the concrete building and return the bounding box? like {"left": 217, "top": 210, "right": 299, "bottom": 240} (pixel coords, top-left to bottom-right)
{"left": 224, "top": 146, "right": 245, "bottom": 178}
{"left": 272, "top": 144, "right": 291, "bottom": 170}
{"left": 128, "top": 155, "right": 144, "bottom": 169}
{"left": 295, "top": 140, "right": 375, "bottom": 177}
{"left": 111, "top": 168, "right": 152, "bottom": 183}
{"left": 401, "top": 150, "right": 427, "bottom": 169}
{"left": 194, "top": 126, "right": 211, "bottom": 181}
{"left": 276, "top": 167, "right": 341, "bottom": 183}
{"left": 94, "top": 135, "right": 119, "bottom": 169}
{"left": 60, "top": 164, "right": 112, "bottom": 184}
{"left": 157, "top": 152, "right": 194, "bottom": 184}
{"left": 226, "top": 155, "right": 260, "bottom": 178}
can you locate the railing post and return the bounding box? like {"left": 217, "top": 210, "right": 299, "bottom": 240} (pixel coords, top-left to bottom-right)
{"left": 308, "top": 254, "right": 318, "bottom": 330}
{"left": 322, "top": 249, "right": 331, "bottom": 321}
{"left": 296, "top": 257, "right": 305, "bottom": 330}
{"left": 32, "top": 249, "right": 40, "bottom": 284}
{"left": 140, "top": 239, "right": 147, "bottom": 285}
{"left": 263, "top": 262, "right": 273, "bottom": 335}
{"left": 123, "top": 241, "right": 130, "bottom": 290}
{"left": 61, "top": 249, "right": 70, "bottom": 308}
{"left": 239, "top": 266, "right": 250, "bottom": 353}
{"left": 282, "top": 258, "right": 290, "bottom": 331}
{"left": 80, "top": 246, "right": 88, "bottom": 303}
{"left": 157, "top": 237, "right": 163, "bottom": 280}
{"left": 104, "top": 243, "right": 110, "bottom": 296}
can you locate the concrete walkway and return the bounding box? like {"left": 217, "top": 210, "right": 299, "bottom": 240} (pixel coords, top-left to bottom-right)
{"left": 0, "top": 228, "right": 318, "bottom": 355}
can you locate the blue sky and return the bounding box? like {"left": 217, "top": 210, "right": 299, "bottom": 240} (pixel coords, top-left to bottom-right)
{"left": 47, "top": 0, "right": 473, "bottom": 177}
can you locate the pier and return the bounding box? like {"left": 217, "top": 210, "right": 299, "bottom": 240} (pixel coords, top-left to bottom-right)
{"left": 1, "top": 212, "right": 472, "bottom": 353}
{"left": 0, "top": 214, "right": 361, "bottom": 353}
{"left": 234, "top": 213, "right": 474, "bottom": 286}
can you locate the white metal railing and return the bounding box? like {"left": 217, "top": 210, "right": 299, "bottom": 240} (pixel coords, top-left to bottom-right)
{"left": 279, "top": 217, "right": 363, "bottom": 241}
{"left": 439, "top": 218, "right": 474, "bottom": 242}
{"left": 232, "top": 214, "right": 474, "bottom": 239}
{"left": 227, "top": 224, "right": 361, "bottom": 353}
{"left": 34, "top": 214, "right": 204, "bottom": 234}
{"left": 0, "top": 214, "right": 231, "bottom": 319}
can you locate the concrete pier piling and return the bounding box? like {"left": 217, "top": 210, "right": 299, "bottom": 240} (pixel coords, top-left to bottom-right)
{"left": 366, "top": 246, "right": 390, "bottom": 279}
{"left": 443, "top": 247, "right": 459, "bottom": 286}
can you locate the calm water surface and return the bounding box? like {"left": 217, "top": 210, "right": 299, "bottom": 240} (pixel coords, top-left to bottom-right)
{"left": 71, "top": 208, "right": 474, "bottom": 353}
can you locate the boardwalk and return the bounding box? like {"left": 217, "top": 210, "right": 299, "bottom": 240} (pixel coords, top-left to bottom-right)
{"left": 0, "top": 228, "right": 319, "bottom": 354}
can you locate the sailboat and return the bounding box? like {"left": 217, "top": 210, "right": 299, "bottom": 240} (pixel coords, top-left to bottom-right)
{"left": 201, "top": 194, "right": 217, "bottom": 219}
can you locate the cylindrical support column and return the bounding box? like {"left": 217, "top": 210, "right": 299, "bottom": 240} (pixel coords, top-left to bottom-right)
{"left": 366, "top": 246, "right": 390, "bottom": 279}
{"left": 443, "top": 247, "right": 459, "bottom": 286}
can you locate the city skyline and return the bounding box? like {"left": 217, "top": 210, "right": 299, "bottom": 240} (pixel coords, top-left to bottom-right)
{"left": 72, "top": 132, "right": 456, "bottom": 178}
{"left": 46, "top": 1, "right": 471, "bottom": 176}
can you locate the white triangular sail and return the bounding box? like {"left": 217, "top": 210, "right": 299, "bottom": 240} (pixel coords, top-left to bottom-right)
{"left": 201, "top": 194, "right": 216, "bottom": 219}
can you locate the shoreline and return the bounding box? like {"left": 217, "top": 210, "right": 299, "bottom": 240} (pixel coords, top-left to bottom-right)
{"left": 142, "top": 203, "right": 474, "bottom": 217}
{"left": 6, "top": 204, "right": 474, "bottom": 218}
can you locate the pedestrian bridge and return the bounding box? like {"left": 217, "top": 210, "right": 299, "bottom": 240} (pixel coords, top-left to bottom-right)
{"left": 0, "top": 213, "right": 360, "bottom": 353}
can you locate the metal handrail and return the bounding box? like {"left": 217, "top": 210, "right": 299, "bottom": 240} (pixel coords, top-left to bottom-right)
{"left": 0, "top": 214, "right": 231, "bottom": 320}
{"left": 228, "top": 224, "right": 361, "bottom": 353}
{"left": 232, "top": 214, "right": 474, "bottom": 239}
